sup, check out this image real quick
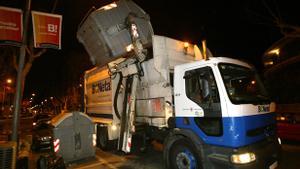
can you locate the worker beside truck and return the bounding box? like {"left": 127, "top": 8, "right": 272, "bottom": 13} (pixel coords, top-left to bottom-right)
{"left": 74, "top": 0, "right": 281, "bottom": 168}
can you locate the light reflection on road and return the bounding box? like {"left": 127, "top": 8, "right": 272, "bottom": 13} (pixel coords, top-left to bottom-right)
{"left": 29, "top": 142, "right": 300, "bottom": 169}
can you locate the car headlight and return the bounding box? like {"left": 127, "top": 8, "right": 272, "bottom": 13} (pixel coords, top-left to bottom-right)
{"left": 39, "top": 136, "right": 52, "bottom": 141}
{"left": 276, "top": 116, "right": 286, "bottom": 121}
{"left": 231, "top": 152, "right": 256, "bottom": 164}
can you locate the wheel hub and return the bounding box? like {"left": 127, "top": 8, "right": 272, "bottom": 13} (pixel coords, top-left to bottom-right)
{"left": 176, "top": 150, "right": 196, "bottom": 169}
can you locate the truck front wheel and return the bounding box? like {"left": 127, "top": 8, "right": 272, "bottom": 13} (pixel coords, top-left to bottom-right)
{"left": 168, "top": 138, "right": 202, "bottom": 169}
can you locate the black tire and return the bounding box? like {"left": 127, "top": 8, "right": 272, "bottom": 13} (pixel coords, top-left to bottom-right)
{"left": 97, "top": 125, "right": 111, "bottom": 150}
{"left": 31, "top": 140, "right": 38, "bottom": 152}
{"left": 16, "top": 156, "right": 29, "bottom": 169}
{"left": 37, "top": 155, "right": 48, "bottom": 169}
{"left": 168, "top": 138, "right": 202, "bottom": 169}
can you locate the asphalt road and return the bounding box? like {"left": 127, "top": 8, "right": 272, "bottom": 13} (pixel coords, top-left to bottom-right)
{"left": 29, "top": 141, "right": 300, "bottom": 169}
{"left": 279, "top": 141, "right": 300, "bottom": 169}
{"left": 67, "top": 148, "right": 164, "bottom": 169}
{"left": 29, "top": 145, "right": 164, "bottom": 169}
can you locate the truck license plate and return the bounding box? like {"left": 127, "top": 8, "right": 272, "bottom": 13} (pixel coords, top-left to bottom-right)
{"left": 269, "top": 161, "right": 278, "bottom": 169}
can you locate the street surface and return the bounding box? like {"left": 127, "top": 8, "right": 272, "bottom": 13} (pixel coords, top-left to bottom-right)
{"left": 67, "top": 148, "right": 164, "bottom": 169}
{"left": 29, "top": 145, "right": 164, "bottom": 169}
{"left": 28, "top": 141, "right": 300, "bottom": 169}
{"left": 279, "top": 141, "right": 300, "bottom": 169}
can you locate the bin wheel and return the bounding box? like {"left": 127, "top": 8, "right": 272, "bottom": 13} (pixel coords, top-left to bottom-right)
{"left": 168, "top": 137, "right": 202, "bottom": 169}
{"left": 37, "top": 155, "right": 48, "bottom": 169}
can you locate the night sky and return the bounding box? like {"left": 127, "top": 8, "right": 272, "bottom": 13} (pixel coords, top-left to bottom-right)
{"left": 1, "top": 0, "right": 299, "bottom": 101}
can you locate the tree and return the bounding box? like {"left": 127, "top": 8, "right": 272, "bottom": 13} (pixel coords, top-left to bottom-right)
{"left": 262, "top": 0, "right": 299, "bottom": 38}
{"left": 60, "top": 84, "right": 83, "bottom": 111}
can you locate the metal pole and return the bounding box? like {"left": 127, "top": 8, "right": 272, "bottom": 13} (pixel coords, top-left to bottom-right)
{"left": 11, "top": 0, "right": 31, "bottom": 141}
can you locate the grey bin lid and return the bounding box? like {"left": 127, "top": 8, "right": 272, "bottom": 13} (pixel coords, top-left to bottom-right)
{"left": 51, "top": 111, "right": 93, "bottom": 128}
{"left": 77, "top": 0, "right": 154, "bottom": 66}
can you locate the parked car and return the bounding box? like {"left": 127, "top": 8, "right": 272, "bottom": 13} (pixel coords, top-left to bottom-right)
{"left": 33, "top": 114, "right": 52, "bottom": 127}
{"left": 276, "top": 112, "right": 300, "bottom": 142}
{"left": 31, "top": 122, "right": 53, "bottom": 151}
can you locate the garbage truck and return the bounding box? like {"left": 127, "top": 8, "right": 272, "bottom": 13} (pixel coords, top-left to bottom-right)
{"left": 77, "top": 0, "right": 280, "bottom": 168}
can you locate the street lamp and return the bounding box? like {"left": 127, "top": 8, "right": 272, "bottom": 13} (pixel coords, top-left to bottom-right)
{"left": 6, "top": 78, "right": 12, "bottom": 84}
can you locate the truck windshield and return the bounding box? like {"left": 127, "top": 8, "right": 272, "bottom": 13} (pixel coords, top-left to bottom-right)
{"left": 218, "top": 63, "right": 270, "bottom": 104}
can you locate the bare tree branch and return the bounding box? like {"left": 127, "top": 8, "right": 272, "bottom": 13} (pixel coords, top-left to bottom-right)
{"left": 262, "top": 0, "right": 278, "bottom": 22}
{"left": 245, "top": 8, "right": 275, "bottom": 23}
{"left": 22, "top": 61, "right": 33, "bottom": 78}
{"left": 246, "top": 1, "right": 300, "bottom": 38}
{"left": 275, "top": 22, "right": 300, "bottom": 37}
{"left": 273, "top": 0, "right": 283, "bottom": 21}
{"left": 22, "top": 48, "right": 47, "bottom": 77}
{"left": 51, "top": 0, "right": 58, "bottom": 13}
{"left": 25, "top": 46, "right": 33, "bottom": 56}
{"left": 277, "top": 23, "right": 300, "bottom": 32}
{"left": 33, "top": 48, "right": 47, "bottom": 59}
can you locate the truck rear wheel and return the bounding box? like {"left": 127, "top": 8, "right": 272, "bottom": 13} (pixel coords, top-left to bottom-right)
{"left": 168, "top": 138, "right": 202, "bottom": 169}
{"left": 97, "top": 126, "right": 111, "bottom": 150}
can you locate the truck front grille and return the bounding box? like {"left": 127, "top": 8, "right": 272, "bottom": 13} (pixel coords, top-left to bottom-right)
{"left": 247, "top": 124, "right": 276, "bottom": 137}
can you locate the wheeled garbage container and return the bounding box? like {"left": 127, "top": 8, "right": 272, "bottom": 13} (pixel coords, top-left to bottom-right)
{"left": 51, "top": 111, "right": 95, "bottom": 164}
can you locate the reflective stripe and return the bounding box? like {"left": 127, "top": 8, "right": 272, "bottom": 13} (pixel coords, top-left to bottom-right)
{"left": 53, "top": 138, "right": 60, "bottom": 153}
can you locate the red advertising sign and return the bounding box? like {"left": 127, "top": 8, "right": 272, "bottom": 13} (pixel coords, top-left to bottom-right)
{"left": 32, "top": 11, "right": 62, "bottom": 49}
{"left": 0, "top": 6, "right": 23, "bottom": 46}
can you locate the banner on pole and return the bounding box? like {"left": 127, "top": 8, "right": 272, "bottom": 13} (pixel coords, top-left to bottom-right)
{"left": 0, "top": 6, "right": 23, "bottom": 46}
{"left": 32, "top": 11, "right": 62, "bottom": 49}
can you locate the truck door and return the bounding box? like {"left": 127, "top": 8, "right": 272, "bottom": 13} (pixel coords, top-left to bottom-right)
{"left": 187, "top": 66, "right": 222, "bottom": 136}
{"left": 175, "top": 66, "right": 223, "bottom": 136}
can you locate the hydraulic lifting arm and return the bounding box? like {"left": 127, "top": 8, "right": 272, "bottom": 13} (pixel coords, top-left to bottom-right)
{"left": 109, "top": 13, "right": 147, "bottom": 153}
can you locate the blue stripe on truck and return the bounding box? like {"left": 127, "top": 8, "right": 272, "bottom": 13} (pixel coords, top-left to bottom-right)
{"left": 175, "top": 113, "right": 276, "bottom": 148}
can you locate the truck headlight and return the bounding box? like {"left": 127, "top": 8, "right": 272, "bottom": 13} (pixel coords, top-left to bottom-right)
{"left": 92, "top": 134, "right": 97, "bottom": 147}
{"left": 231, "top": 152, "right": 256, "bottom": 164}
{"left": 111, "top": 125, "right": 117, "bottom": 131}
{"left": 278, "top": 137, "right": 282, "bottom": 145}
